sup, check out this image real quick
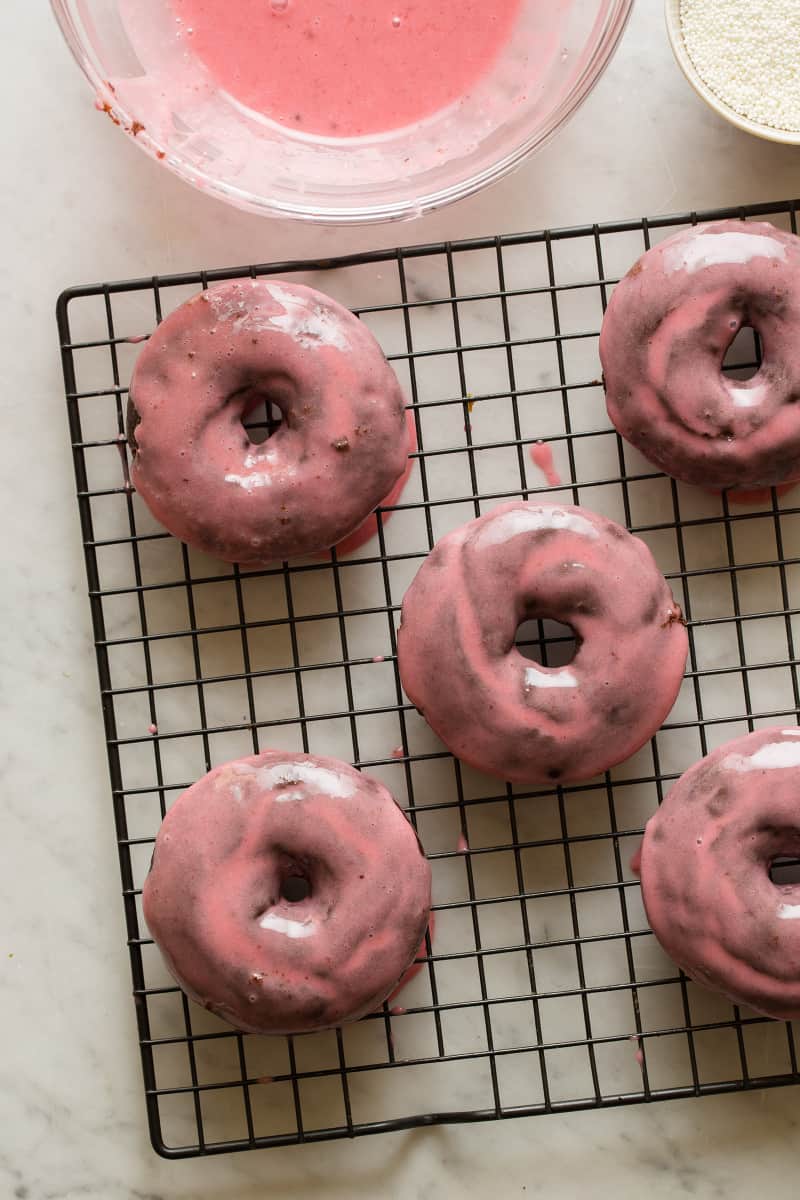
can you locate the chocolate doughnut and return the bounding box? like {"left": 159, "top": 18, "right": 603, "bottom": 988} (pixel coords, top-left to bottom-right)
{"left": 127, "top": 280, "right": 410, "bottom": 565}
{"left": 601, "top": 220, "right": 800, "bottom": 490}
{"left": 143, "top": 752, "right": 432, "bottom": 1035}
{"left": 397, "top": 502, "right": 688, "bottom": 785}
{"left": 636, "top": 727, "right": 800, "bottom": 1020}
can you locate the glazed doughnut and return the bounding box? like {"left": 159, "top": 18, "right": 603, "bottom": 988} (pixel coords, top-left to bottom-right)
{"left": 600, "top": 220, "right": 800, "bottom": 490}
{"left": 636, "top": 727, "right": 800, "bottom": 1020}
{"left": 142, "top": 752, "right": 431, "bottom": 1035}
{"left": 127, "top": 280, "right": 410, "bottom": 566}
{"left": 397, "top": 502, "right": 688, "bottom": 785}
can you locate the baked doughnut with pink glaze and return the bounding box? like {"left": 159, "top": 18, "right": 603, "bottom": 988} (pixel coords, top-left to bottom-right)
{"left": 636, "top": 728, "right": 800, "bottom": 1020}
{"left": 127, "top": 280, "right": 410, "bottom": 566}
{"left": 143, "top": 752, "right": 431, "bottom": 1035}
{"left": 397, "top": 502, "right": 687, "bottom": 785}
{"left": 601, "top": 220, "right": 800, "bottom": 490}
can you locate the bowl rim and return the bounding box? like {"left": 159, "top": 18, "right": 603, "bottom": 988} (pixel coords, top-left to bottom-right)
{"left": 664, "top": 0, "right": 800, "bottom": 147}
{"left": 51, "top": 0, "right": 635, "bottom": 224}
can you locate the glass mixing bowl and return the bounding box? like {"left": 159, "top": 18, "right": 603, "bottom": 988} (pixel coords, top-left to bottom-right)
{"left": 51, "top": 0, "right": 633, "bottom": 224}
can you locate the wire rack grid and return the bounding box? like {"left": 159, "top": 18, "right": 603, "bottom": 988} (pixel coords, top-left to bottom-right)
{"left": 58, "top": 199, "right": 800, "bottom": 1159}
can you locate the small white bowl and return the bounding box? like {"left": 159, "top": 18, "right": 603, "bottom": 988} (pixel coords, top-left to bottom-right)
{"left": 665, "top": 0, "right": 800, "bottom": 146}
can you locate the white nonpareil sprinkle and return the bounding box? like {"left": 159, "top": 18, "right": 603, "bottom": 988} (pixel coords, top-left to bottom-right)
{"left": 680, "top": 0, "right": 800, "bottom": 132}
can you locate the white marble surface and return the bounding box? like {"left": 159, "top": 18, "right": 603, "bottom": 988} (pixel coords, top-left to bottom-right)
{"left": 3, "top": 1, "right": 800, "bottom": 1196}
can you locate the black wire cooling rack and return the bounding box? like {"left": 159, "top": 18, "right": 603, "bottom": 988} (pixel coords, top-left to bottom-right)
{"left": 58, "top": 199, "right": 800, "bottom": 1158}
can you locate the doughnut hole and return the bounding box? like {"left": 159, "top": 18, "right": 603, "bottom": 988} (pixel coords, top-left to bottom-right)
{"left": 281, "top": 875, "right": 311, "bottom": 903}
{"left": 514, "top": 618, "right": 578, "bottom": 669}
{"left": 273, "top": 850, "right": 315, "bottom": 905}
{"left": 769, "top": 856, "right": 800, "bottom": 886}
{"left": 722, "top": 324, "right": 761, "bottom": 382}
{"left": 238, "top": 388, "right": 284, "bottom": 445}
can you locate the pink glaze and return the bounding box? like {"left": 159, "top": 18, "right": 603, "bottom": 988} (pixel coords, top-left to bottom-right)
{"left": 143, "top": 751, "right": 431, "bottom": 1036}
{"left": 388, "top": 914, "right": 436, "bottom": 1004}
{"left": 327, "top": 411, "right": 417, "bottom": 559}
{"left": 171, "top": 0, "right": 525, "bottom": 137}
{"left": 725, "top": 482, "right": 799, "bottom": 505}
{"left": 391, "top": 746, "right": 405, "bottom": 760}
{"left": 148, "top": 723, "right": 158, "bottom": 735}
{"left": 398, "top": 502, "right": 688, "bottom": 785}
{"left": 128, "top": 280, "right": 410, "bottom": 567}
{"left": 638, "top": 727, "right": 800, "bottom": 1020}
{"left": 530, "top": 441, "right": 562, "bottom": 488}
{"left": 457, "top": 833, "right": 470, "bottom": 854}
{"left": 601, "top": 221, "right": 800, "bottom": 490}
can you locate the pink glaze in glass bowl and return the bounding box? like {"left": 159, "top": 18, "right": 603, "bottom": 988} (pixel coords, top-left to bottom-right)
{"left": 51, "top": 0, "right": 633, "bottom": 225}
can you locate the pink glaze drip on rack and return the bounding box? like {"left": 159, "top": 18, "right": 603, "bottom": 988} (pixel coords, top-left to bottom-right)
{"left": 530, "top": 441, "right": 562, "bottom": 488}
